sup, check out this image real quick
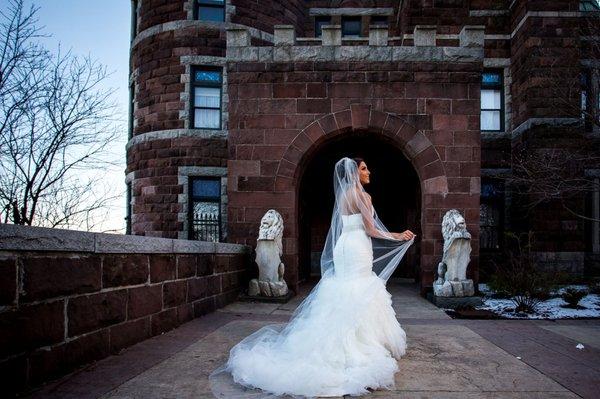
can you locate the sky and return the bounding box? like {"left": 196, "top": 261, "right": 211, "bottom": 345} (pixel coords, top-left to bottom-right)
{"left": 28, "top": 0, "right": 131, "bottom": 233}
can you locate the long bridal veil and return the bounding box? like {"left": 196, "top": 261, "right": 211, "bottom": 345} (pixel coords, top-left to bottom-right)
{"left": 322, "top": 157, "right": 415, "bottom": 282}
{"left": 208, "top": 157, "right": 415, "bottom": 398}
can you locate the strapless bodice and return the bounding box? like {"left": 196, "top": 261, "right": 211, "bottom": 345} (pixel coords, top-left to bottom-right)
{"left": 341, "top": 213, "right": 364, "bottom": 232}
{"left": 336, "top": 213, "right": 372, "bottom": 280}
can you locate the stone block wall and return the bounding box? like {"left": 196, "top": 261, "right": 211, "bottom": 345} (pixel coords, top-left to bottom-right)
{"left": 0, "top": 223, "right": 251, "bottom": 395}
{"left": 231, "top": 0, "right": 307, "bottom": 35}
{"left": 509, "top": 0, "right": 581, "bottom": 126}
{"left": 126, "top": 136, "right": 228, "bottom": 238}
{"left": 126, "top": 0, "right": 598, "bottom": 287}
{"left": 504, "top": 0, "right": 591, "bottom": 275}
{"left": 138, "top": 0, "right": 187, "bottom": 32}
{"left": 225, "top": 31, "right": 484, "bottom": 292}
{"left": 131, "top": 26, "right": 225, "bottom": 136}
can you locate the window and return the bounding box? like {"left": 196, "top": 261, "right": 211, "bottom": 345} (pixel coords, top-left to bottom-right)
{"left": 480, "top": 180, "right": 504, "bottom": 250}
{"left": 195, "top": 0, "right": 225, "bottom": 22}
{"left": 480, "top": 70, "right": 504, "bottom": 131}
{"left": 189, "top": 177, "right": 222, "bottom": 242}
{"left": 125, "top": 182, "right": 132, "bottom": 235}
{"left": 342, "top": 16, "right": 362, "bottom": 37}
{"left": 191, "top": 67, "right": 222, "bottom": 129}
{"left": 315, "top": 16, "right": 331, "bottom": 38}
{"left": 370, "top": 16, "right": 388, "bottom": 27}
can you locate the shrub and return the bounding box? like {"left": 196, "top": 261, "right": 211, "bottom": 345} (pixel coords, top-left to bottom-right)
{"left": 512, "top": 295, "right": 543, "bottom": 314}
{"left": 531, "top": 283, "right": 553, "bottom": 301}
{"left": 489, "top": 231, "right": 559, "bottom": 314}
{"left": 561, "top": 287, "right": 589, "bottom": 308}
{"left": 486, "top": 274, "right": 512, "bottom": 299}
{"left": 589, "top": 279, "right": 600, "bottom": 295}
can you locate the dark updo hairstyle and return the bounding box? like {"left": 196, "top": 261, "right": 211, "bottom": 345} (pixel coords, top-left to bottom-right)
{"left": 352, "top": 157, "right": 365, "bottom": 170}
{"left": 336, "top": 156, "right": 365, "bottom": 184}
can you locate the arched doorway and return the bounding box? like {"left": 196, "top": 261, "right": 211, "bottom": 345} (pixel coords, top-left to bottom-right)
{"left": 297, "top": 131, "right": 421, "bottom": 284}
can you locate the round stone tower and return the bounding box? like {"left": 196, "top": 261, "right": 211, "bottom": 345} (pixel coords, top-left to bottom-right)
{"left": 126, "top": 0, "right": 307, "bottom": 239}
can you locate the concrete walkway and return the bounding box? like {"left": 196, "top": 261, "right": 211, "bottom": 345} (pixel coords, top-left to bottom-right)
{"left": 25, "top": 280, "right": 600, "bottom": 399}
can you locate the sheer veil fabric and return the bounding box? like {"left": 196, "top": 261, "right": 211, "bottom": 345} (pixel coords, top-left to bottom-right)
{"left": 208, "top": 157, "right": 416, "bottom": 398}
{"left": 322, "top": 157, "right": 415, "bottom": 282}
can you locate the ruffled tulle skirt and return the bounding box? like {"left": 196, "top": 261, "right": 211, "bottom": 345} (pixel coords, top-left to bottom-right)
{"left": 210, "top": 269, "right": 406, "bottom": 398}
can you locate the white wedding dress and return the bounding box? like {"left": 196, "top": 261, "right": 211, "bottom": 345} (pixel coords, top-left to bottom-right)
{"left": 217, "top": 212, "right": 407, "bottom": 398}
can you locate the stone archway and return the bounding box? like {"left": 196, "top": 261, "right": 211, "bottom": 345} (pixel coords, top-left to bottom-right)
{"left": 297, "top": 133, "right": 421, "bottom": 283}
{"left": 275, "top": 104, "right": 448, "bottom": 193}
{"left": 273, "top": 104, "right": 449, "bottom": 295}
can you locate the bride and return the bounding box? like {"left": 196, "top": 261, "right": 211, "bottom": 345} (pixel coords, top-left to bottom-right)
{"left": 209, "top": 157, "right": 416, "bottom": 398}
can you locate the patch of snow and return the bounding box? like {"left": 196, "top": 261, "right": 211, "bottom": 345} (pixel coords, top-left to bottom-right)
{"left": 552, "top": 284, "right": 589, "bottom": 295}
{"left": 476, "top": 286, "right": 600, "bottom": 319}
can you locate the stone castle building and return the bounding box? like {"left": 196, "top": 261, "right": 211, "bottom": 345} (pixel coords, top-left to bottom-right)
{"left": 126, "top": 0, "right": 600, "bottom": 295}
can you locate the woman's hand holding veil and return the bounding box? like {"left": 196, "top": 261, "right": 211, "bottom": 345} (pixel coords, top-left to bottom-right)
{"left": 392, "top": 231, "right": 417, "bottom": 241}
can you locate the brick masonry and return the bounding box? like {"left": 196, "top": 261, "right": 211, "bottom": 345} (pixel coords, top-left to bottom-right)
{"left": 226, "top": 57, "right": 483, "bottom": 293}
{"left": 127, "top": 1, "right": 599, "bottom": 298}
{"left": 0, "top": 223, "right": 251, "bottom": 394}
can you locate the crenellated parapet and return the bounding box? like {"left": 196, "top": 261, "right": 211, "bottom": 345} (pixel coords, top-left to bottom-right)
{"left": 226, "top": 24, "right": 485, "bottom": 63}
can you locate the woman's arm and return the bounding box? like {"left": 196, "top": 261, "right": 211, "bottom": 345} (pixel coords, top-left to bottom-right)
{"left": 357, "top": 191, "right": 417, "bottom": 241}
{"left": 359, "top": 193, "right": 396, "bottom": 240}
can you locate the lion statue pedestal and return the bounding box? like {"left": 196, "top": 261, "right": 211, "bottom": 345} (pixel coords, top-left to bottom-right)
{"left": 242, "top": 209, "right": 293, "bottom": 303}
{"left": 430, "top": 209, "right": 482, "bottom": 309}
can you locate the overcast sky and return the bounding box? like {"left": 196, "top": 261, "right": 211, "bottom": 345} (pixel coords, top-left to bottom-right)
{"left": 30, "top": 0, "right": 131, "bottom": 232}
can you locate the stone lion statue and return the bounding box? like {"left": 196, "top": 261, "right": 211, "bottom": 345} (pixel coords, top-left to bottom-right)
{"left": 258, "top": 209, "right": 284, "bottom": 254}
{"left": 434, "top": 209, "right": 474, "bottom": 297}
{"left": 441, "top": 209, "right": 471, "bottom": 257}
{"left": 248, "top": 209, "right": 288, "bottom": 297}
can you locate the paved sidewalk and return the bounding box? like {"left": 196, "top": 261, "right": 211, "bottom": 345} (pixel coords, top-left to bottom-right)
{"left": 24, "top": 280, "right": 600, "bottom": 399}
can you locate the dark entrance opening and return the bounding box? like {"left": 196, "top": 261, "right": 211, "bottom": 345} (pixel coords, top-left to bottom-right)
{"left": 298, "top": 132, "right": 421, "bottom": 284}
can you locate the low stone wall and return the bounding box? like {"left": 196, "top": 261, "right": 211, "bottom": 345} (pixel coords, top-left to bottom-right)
{"left": 0, "top": 223, "right": 251, "bottom": 394}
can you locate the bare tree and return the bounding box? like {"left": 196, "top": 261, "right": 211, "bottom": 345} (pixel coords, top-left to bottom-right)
{"left": 505, "top": 146, "right": 600, "bottom": 222}
{"left": 0, "top": 0, "right": 46, "bottom": 138}
{"left": 541, "top": 6, "right": 600, "bottom": 130}
{"left": 0, "top": 0, "right": 122, "bottom": 230}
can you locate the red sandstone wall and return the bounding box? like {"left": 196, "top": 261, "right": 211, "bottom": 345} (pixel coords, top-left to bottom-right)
{"left": 231, "top": 0, "right": 307, "bottom": 35}
{"left": 131, "top": 26, "right": 225, "bottom": 136}
{"left": 399, "top": 0, "right": 471, "bottom": 34}
{"left": 509, "top": 0, "right": 582, "bottom": 127}
{"left": 126, "top": 0, "right": 518, "bottom": 243}
{"left": 126, "top": 0, "right": 593, "bottom": 280}
{"left": 138, "top": 0, "right": 187, "bottom": 32}
{"left": 226, "top": 60, "right": 483, "bottom": 293}
{"left": 126, "top": 138, "right": 227, "bottom": 237}
{"left": 304, "top": 0, "right": 401, "bottom": 36}
{"left": 0, "top": 226, "right": 250, "bottom": 395}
